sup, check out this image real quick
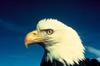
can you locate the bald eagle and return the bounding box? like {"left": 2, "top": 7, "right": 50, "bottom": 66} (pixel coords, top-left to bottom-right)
{"left": 24, "top": 19, "right": 100, "bottom": 66}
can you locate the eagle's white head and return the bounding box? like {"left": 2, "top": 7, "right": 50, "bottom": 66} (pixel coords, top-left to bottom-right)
{"left": 24, "top": 19, "right": 85, "bottom": 66}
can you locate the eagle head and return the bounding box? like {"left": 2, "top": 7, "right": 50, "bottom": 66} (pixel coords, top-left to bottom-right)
{"left": 24, "top": 18, "right": 85, "bottom": 65}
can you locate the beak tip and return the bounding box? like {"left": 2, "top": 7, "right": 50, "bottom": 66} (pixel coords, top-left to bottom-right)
{"left": 24, "top": 38, "right": 28, "bottom": 48}
{"left": 25, "top": 42, "right": 28, "bottom": 48}
{"left": 25, "top": 45, "right": 28, "bottom": 48}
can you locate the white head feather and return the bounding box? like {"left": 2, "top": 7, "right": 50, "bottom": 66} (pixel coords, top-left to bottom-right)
{"left": 36, "top": 18, "right": 85, "bottom": 66}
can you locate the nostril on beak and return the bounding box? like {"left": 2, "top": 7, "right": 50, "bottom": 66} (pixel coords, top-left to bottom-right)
{"left": 33, "top": 33, "right": 37, "bottom": 35}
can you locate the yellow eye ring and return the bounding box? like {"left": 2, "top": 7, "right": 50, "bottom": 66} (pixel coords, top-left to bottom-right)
{"left": 46, "top": 29, "right": 54, "bottom": 35}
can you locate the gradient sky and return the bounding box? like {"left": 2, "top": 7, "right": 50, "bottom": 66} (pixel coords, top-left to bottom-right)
{"left": 0, "top": 0, "right": 100, "bottom": 66}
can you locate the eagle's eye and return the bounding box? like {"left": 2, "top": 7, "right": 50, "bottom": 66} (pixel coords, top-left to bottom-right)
{"left": 46, "top": 29, "right": 54, "bottom": 35}
{"left": 40, "top": 29, "right": 54, "bottom": 35}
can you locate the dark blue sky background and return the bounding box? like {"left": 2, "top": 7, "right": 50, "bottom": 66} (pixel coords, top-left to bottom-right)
{"left": 0, "top": 0, "right": 100, "bottom": 66}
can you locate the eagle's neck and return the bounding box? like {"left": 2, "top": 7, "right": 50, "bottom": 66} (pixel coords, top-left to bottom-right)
{"left": 45, "top": 42, "right": 85, "bottom": 66}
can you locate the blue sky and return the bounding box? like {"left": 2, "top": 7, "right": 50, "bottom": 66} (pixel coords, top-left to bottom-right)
{"left": 0, "top": 0, "right": 100, "bottom": 66}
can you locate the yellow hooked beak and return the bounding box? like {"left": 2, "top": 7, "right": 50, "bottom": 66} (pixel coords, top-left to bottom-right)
{"left": 24, "top": 30, "right": 42, "bottom": 48}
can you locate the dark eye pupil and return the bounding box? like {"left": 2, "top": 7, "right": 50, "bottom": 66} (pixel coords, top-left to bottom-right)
{"left": 46, "top": 29, "right": 54, "bottom": 35}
